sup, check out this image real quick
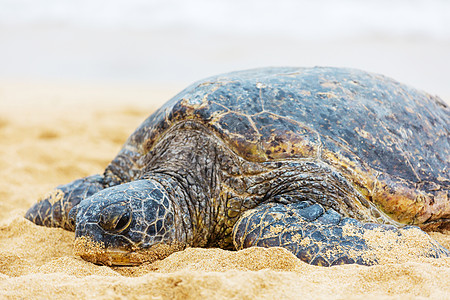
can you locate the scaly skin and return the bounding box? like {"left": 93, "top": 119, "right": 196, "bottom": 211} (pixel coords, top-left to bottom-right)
{"left": 233, "top": 202, "right": 449, "bottom": 266}
{"left": 25, "top": 67, "right": 450, "bottom": 266}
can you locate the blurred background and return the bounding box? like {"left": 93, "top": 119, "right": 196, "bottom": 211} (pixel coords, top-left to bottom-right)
{"left": 0, "top": 0, "right": 449, "bottom": 100}
{"left": 0, "top": 0, "right": 449, "bottom": 224}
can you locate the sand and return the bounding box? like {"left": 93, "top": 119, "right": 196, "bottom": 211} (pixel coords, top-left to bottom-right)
{"left": 0, "top": 82, "right": 449, "bottom": 299}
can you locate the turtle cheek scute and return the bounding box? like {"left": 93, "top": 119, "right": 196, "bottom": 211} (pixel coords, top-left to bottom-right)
{"left": 127, "top": 228, "right": 147, "bottom": 244}
{"left": 143, "top": 200, "right": 174, "bottom": 232}
{"left": 139, "top": 207, "right": 177, "bottom": 247}
{"left": 72, "top": 203, "right": 101, "bottom": 236}
{"left": 141, "top": 225, "right": 176, "bottom": 248}
{"left": 75, "top": 223, "right": 104, "bottom": 243}
{"left": 125, "top": 217, "right": 153, "bottom": 248}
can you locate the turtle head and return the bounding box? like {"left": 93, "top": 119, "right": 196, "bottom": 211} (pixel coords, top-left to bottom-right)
{"left": 70, "top": 179, "right": 186, "bottom": 266}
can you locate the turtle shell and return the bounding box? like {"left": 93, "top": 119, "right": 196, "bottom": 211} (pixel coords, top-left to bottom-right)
{"left": 107, "top": 67, "right": 450, "bottom": 228}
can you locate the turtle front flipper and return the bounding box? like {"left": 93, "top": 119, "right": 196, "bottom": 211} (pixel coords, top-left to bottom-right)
{"left": 232, "top": 202, "right": 449, "bottom": 266}
{"left": 25, "top": 174, "right": 104, "bottom": 231}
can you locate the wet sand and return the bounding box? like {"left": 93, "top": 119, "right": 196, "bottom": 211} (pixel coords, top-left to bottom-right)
{"left": 0, "top": 82, "right": 449, "bottom": 299}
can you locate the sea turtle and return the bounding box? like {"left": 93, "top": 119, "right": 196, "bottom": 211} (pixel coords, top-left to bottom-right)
{"left": 25, "top": 67, "right": 450, "bottom": 266}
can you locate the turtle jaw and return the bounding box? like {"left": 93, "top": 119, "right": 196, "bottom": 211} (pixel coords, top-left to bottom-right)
{"left": 76, "top": 244, "right": 140, "bottom": 266}
{"left": 73, "top": 236, "right": 186, "bottom": 266}
{"left": 420, "top": 218, "right": 450, "bottom": 232}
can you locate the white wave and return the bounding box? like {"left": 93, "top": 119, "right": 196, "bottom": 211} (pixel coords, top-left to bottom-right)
{"left": 0, "top": 0, "right": 449, "bottom": 40}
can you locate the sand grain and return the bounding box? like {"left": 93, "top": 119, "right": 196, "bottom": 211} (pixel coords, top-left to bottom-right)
{"left": 0, "top": 83, "right": 449, "bottom": 299}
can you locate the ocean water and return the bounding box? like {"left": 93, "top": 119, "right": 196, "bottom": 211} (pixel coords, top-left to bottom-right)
{"left": 0, "top": 0, "right": 449, "bottom": 96}
{"left": 1, "top": 0, "right": 449, "bottom": 40}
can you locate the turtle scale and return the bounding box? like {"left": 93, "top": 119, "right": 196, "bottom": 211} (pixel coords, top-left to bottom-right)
{"left": 106, "top": 67, "right": 449, "bottom": 227}
{"left": 25, "top": 67, "right": 450, "bottom": 266}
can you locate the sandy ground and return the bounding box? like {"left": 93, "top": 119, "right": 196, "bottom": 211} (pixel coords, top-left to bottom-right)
{"left": 0, "top": 82, "right": 449, "bottom": 299}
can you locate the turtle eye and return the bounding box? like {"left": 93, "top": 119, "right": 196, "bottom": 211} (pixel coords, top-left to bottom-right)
{"left": 114, "top": 211, "right": 131, "bottom": 232}
{"left": 99, "top": 204, "right": 132, "bottom": 233}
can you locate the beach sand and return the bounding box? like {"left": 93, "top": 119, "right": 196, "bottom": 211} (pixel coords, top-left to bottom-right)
{"left": 0, "top": 82, "right": 449, "bottom": 299}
